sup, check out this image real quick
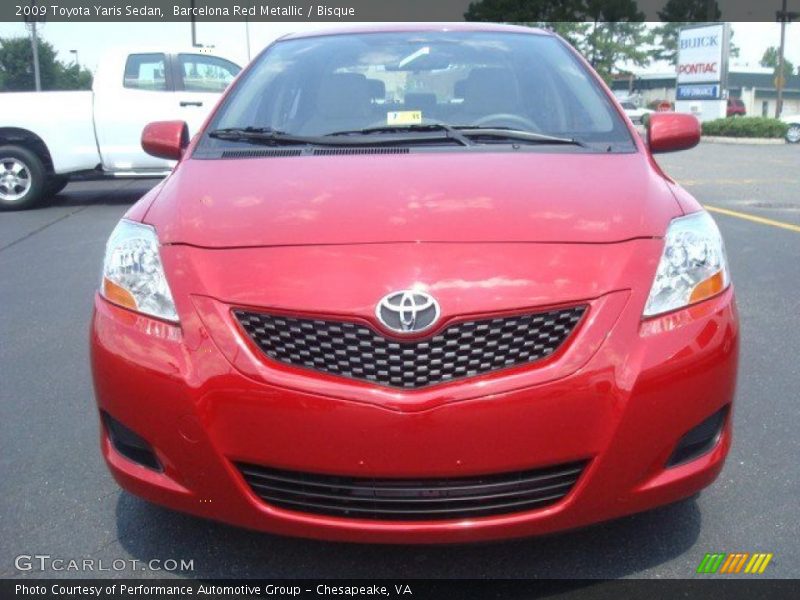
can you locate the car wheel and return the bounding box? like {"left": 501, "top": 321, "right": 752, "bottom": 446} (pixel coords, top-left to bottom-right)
{"left": 0, "top": 145, "right": 46, "bottom": 211}
{"left": 786, "top": 124, "right": 800, "bottom": 144}
{"left": 46, "top": 176, "right": 69, "bottom": 196}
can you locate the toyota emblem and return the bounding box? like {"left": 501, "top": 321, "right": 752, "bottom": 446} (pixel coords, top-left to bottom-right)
{"left": 376, "top": 290, "right": 440, "bottom": 334}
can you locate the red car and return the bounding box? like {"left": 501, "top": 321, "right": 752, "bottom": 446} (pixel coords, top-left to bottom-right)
{"left": 727, "top": 98, "right": 746, "bottom": 117}
{"left": 91, "top": 24, "right": 738, "bottom": 543}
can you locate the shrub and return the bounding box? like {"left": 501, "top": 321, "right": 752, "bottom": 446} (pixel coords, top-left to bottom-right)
{"left": 701, "top": 117, "right": 788, "bottom": 138}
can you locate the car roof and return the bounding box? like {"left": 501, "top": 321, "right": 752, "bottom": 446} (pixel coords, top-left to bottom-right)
{"left": 279, "top": 22, "right": 550, "bottom": 41}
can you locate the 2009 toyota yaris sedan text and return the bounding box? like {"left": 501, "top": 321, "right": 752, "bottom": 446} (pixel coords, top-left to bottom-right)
{"left": 91, "top": 24, "right": 738, "bottom": 543}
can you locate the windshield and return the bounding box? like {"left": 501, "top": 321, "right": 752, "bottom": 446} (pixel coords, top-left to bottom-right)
{"left": 202, "top": 31, "right": 634, "bottom": 151}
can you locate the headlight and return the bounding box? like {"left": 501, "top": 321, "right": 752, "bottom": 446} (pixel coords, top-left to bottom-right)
{"left": 100, "top": 219, "right": 178, "bottom": 322}
{"left": 644, "top": 211, "right": 730, "bottom": 317}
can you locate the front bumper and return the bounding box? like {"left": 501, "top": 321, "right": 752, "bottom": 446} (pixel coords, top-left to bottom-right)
{"left": 90, "top": 286, "right": 738, "bottom": 544}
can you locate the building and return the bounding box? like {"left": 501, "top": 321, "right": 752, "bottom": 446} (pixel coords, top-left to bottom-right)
{"left": 611, "top": 67, "right": 800, "bottom": 117}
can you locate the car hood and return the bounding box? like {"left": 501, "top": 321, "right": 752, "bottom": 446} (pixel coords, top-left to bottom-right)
{"left": 146, "top": 151, "right": 681, "bottom": 247}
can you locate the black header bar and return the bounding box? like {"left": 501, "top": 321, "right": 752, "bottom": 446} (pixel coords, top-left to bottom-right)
{"left": 4, "top": 0, "right": 799, "bottom": 22}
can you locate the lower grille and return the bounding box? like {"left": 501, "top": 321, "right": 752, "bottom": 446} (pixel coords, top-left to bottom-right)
{"left": 237, "top": 461, "right": 588, "bottom": 521}
{"left": 234, "top": 306, "right": 586, "bottom": 389}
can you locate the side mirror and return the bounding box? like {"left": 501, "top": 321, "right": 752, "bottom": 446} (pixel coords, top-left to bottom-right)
{"left": 141, "top": 121, "right": 189, "bottom": 161}
{"left": 647, "top": 113, "right": 700, "bottom": 153}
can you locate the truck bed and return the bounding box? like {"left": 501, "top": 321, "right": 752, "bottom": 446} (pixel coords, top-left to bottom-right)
{"left": 0, "top": 91, "right": 100, "bottom": 174}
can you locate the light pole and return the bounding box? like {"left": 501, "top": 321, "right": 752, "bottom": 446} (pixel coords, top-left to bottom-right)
{"left": 190, "top": 0, "right": 201, "bottom": 47}
{"left": 775, "top": 0, "right": 799, "bottom": 118}
{"left": 69, "top": 49, "right": 79, "bottom": 67}
{"left": 24, "top": 0, "right": 42, "bottom": 91}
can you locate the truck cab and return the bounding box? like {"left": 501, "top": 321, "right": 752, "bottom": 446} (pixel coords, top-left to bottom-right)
{"left": 0, "top": 47, "right": 240, "bottom": 210}
{"left": 93, "top": 48, "right": 240, "bottom": 172}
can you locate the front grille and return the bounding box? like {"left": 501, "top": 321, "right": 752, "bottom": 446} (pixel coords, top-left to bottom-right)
{"left": 234, "top": 306, "right": 585, "bottom": 389}
{"left": 237, "top": 461, "right": 588, "bottom": 521}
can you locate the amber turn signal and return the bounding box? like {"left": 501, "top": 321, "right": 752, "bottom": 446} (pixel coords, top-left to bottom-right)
{"left": 689, "top": 270, "right": 726, "bottom": 304}
{"left": 103, "top": 277, "right": 137, "bottom": 311}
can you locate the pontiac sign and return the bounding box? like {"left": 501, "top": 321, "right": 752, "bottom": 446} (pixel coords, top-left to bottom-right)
{"left": 676, "top": 24, "right": 727, "bottom": 86}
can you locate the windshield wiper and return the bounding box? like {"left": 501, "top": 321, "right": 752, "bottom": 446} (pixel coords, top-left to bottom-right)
{"left": 453, "top": 127, "right": 586, "bottom": 147}
{"left": 207, "top": 127, "right": 315, "bottom": 146}
{"left": 208, "top": 126, "right": 465, "bottom": 147}
{"left": 328, "top": 124, "right": 585, "bottom": 148}
{"left": 327, "top": 124, "right": 471, "bottom": 146}
{"left": 208, "top": 125, "right": 584, "bottom": 149}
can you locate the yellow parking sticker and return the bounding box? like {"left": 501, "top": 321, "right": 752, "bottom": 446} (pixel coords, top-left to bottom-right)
{"left": 387, "top": 111, "right": 422, "bottom": 125}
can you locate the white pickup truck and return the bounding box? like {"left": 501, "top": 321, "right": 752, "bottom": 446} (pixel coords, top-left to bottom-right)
{"left": 0, "top": 47, "right": 240, "bottom": 210}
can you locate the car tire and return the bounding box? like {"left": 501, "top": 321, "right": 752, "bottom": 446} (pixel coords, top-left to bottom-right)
{"left": 786, "top": 124, "right": 800, "bottom": 144}
{"left": 46, "top": 176, "right": 69, "bottom": 197}
{"left": 0, "top": 145, "right": 47, "bottom": 211}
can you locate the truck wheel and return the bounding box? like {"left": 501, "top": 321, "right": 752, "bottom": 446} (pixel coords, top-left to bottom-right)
{"left": 786, "top": 124, "right": 800, "bottom": 144}
{"left": 0, "top": 145, "right": 46, "bottom": 210}
{"left": 46, "top": 176, "right": 69, "bottom": 196}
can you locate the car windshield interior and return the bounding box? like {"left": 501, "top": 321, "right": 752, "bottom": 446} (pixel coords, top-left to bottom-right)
{"left": 205, "top": 31, "right": 634, "bottom": 150}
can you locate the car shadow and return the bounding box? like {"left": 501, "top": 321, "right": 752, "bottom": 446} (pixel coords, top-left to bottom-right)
{"left": 114, "top": 492, "right": 702, "bottom": 579}
{"left": 39, "top": 179, "right": 162, "bottom": 209}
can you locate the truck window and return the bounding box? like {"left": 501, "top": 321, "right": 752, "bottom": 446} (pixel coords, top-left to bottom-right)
{"left": 124, "top": 53, "right": 168, "bottom": 91}
{"left": 178, "top": 54, "right": 240, "bottom": 93}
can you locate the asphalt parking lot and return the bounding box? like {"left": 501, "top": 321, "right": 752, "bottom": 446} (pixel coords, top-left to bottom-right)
{"left": 1, "top": 142, "right": 798, "bottom": 580}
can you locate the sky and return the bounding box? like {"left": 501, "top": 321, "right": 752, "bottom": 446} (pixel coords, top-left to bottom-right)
{"left": 0, "top": 21, "right": 797, "bottom": 76}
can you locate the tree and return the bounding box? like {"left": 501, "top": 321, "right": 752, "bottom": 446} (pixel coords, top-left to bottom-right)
{"left": 544, "top": 23, "right": 593, "bottom": 53}
{"left": 760, "top": 46, "right": 794, "bottom": 81}
{"left": 57, "top": 62, "right": 93, "bottom": 90}
{"left": 652, "top": 0, "right": 739, "bottom": 65}
{"left": 463, "top": 1, "right": 591, "bottom": 50}
{"left": 580, "top": 1, "right": 654, "bottom": 80}
{"left": 0, "top": 35, "right": 92, "bottom": 91}
{"left": 586, "top": 21, "right": 654, "bottom": 81}
{"left": 464, "top": 0, "right": 586, "bottom": 22}
{"left": 464, "top": 0, "right": 654, "bottom": 81}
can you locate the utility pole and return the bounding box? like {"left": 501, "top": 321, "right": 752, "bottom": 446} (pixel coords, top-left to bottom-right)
{"left": 775, "top": 0, "right": 799, "bottom": 118}
{"left": 190, "top": 0, "right": 201, "bottom": 47}
{"left": 24, "top": 0, "right": 42, "bottom": 91}
{"left": 30, "top": 20, "right": 41, "bottom": 91}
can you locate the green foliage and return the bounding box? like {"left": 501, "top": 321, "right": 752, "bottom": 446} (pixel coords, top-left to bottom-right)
{"left": 464, "top": 0, "right": 653, "bottom": 81}
{"left": 701, "top": 117, "right": 788, "bottom": 138}
{"left": 585, "top": 21, "right": 654, "bottom": 82}
{"left": 652, "top": 1, "right": 738, "bottom": 65}
{"left": 464, "top": 0, "right": 586, "bottom": 21}
{"left": 0, "top": 35, "right": 93, "bottom": 91}
{"left": 543, "top": 22, "right": 593, "bottom": 50}
{"left": 760, "top": 46, "right": 794, "bottom": 81}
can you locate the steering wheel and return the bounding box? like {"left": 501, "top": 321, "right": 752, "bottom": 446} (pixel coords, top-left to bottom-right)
{"left": 471, "top": 113, "right": 540, "bottom": 131}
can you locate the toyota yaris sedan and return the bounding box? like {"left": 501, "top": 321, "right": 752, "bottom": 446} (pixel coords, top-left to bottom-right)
{"left": 91, "top": 24, "right": 738, "bottom": 543}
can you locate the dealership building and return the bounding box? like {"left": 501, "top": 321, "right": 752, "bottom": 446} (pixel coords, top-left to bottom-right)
{"left": 612, "top": 67, "right": 800, "bottom": 117}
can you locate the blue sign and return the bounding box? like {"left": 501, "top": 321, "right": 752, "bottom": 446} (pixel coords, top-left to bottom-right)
{"left": 677, "top": 84, "right": 721, "bottom": 100}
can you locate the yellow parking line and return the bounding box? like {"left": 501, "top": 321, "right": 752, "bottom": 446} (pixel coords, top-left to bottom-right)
{"left": 704, "top": 204, "right": 800, "bottom": 234}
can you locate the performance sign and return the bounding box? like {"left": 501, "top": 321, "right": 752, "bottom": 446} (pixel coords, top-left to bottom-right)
{"left": 676, "top": 84, "right": 721, "bottom": 100}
